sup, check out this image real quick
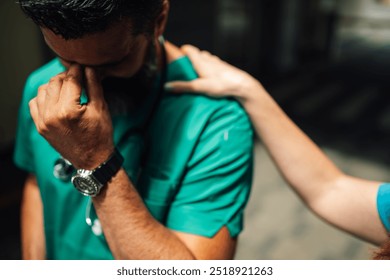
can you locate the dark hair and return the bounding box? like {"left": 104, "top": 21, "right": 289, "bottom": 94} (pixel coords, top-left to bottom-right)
{"left": 18, "top": 0, "right": 164, "bottom": 39}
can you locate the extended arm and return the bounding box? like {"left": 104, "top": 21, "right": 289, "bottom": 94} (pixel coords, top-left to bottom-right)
{"left": 21, "top": 174, "right": 46, "bottom": 259}
{"left": 245, "top": 87, "right": 386, "bottom": 244}
{"left": 166, "top": 45, "right": 388, "bottom": 245}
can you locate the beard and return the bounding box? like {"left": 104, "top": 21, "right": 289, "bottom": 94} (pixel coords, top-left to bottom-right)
{"left": 101, "top": 40, "right": 159, "bottom": 116}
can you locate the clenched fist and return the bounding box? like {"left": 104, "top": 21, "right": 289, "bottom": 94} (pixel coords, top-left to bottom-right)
{"left": 29, "top": 64, "right": 114, "bottom": 169}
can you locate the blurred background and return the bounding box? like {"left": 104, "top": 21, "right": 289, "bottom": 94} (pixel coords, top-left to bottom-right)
{"left": 1, "top": 0, "right": 390, "bottom": 259}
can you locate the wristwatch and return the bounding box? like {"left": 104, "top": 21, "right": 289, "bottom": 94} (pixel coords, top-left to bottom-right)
{"left": 71, "top": 149, "right": 124, "bottom": 197}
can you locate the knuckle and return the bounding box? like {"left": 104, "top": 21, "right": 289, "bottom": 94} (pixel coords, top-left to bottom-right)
{"left": 43, "top": 113, "right": 56, "bottom": 128}
{"left": 37, "top": 88, "right": 46, "bottom": 98}
{"left": 64, "top": 75, "right": 78, "bottom": 83}
{"left": 76, "top": 104, "right": 88, "bottom": 115}
{"left": 211, "top": 55, "right": 220, "bottom": 61}
{"left": 38, "top": 84, "right": 48, "bottom": 93}
{"left": 37, "top": 123, "right": 49, "bottom": 135}
{"left": 58, "top": 108, "right": 68, "bottom": 120}
{"left": 47, "top": 82, "right": 58, "bottom": 92}
{"left": 49, "top": 77, "right": 58, "bottom": 84}
{"left": 28, "top": 99, "right": 36, "bottom": 108}
{"left": 58, "top": 108, "right": 70, "bottom": 120}
{"left": 182, "top": 44, "right": 198, "bottom": 53}
{"left": 181, "top": 44, "right": 192, "bottom": 51}
{"left": 59, "top": 107, "right": 80, "bottom": 121}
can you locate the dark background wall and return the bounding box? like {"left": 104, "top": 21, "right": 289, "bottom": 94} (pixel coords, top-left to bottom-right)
{"left": 1, "top": 0, "right": 390, "bottom": 259}
{"left": 166, "top": 0, "right": 390, "bottom": 163}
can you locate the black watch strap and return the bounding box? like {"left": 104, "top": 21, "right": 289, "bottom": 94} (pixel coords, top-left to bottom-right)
{"left": 93, "top": 149, "right": 124, "bottom": 185}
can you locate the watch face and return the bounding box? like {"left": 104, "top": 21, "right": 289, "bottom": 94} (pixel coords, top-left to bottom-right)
{"left": 72, "top": 176, "right": 99, "bottom": 197}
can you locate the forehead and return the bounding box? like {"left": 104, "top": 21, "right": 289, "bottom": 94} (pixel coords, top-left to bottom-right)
{"left": 41, "top": 20, "right": 142, "bottom": 66}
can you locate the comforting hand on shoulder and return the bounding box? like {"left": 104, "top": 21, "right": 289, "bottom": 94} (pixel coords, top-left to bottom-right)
{"left": 29, "top": 64, "right": 114, "bottom": 169}
{"left": 165, "top": 44, "right": 264, "bottom": 101}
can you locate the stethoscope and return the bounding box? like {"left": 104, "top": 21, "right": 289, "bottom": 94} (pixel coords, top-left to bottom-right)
{"left": 53, "top": 157, "right": 74, "bottom": 182}
{"left": 53, "top": 36, "right": 167, "bottom": 183}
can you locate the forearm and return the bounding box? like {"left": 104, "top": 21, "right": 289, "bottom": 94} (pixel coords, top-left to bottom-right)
{"left": 240, "top": 83, "right": 345, "bottom": 206}
{"left": 21, "top": 174, "right": 46, "bottom": 259}
{"left": 313, "top": 175, "right": 387, "bottom": 245}
{"left": 240, "top": 85, "right": 388, "bottom": 243}
{"left": 93, "top": 169, "right": 195, "bottom": 260}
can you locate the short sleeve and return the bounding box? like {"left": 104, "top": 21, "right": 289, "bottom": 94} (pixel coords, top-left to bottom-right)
{"left": 166, "top": 102, "right": 253, "bottom": 238}
{"left": 13, "top": 75, "right": 37, "bottom": 173}
{"left": 377, "top": 183, "right": 390, "bottom": 232}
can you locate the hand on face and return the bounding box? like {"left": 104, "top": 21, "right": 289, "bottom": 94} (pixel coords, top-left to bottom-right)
{"left": 165, "top": 45, "right": 265, "bottom": 100}
{"left": 29, "top": 64, "right": 114, "bottom": 169}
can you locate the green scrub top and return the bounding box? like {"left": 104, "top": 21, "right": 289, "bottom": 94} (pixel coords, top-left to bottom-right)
{"left": 14, "top": 56, "right": 254, "bottom": 260}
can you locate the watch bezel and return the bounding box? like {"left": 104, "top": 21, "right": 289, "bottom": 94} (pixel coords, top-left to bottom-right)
{"left": 71, "top": 169, "right": 103, "bottom": 197}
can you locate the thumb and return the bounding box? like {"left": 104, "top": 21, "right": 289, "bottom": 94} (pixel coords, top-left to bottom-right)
{"left": 84, "top": 67, "right": 105, "bottom": 105}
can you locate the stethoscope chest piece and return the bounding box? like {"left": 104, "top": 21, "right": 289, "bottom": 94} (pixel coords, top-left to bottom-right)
{"left": 53, "top": 158, "right": 75, "bottom": 182}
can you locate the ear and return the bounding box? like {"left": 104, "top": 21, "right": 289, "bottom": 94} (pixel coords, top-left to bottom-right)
{"left": 154, "top": 0, "right": 169, "bottom": 38}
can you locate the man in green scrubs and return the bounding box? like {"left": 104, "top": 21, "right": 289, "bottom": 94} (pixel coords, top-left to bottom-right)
{"left": 15, "top": 0, "right": 253, "bottom": 259}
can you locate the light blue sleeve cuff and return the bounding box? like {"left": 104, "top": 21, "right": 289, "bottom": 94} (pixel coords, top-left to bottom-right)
{"left": 377, "top": 183, "right": 390, "bottom": 232}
